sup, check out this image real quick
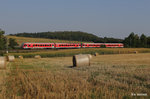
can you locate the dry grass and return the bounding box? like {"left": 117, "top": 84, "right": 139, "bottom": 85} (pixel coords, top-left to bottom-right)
{"left": 7, "top": 36, "right": 89, "bottom": 46}
{"left": 1, "top": 53, "right": 150, "bottom": 99}
{"left": 6, "top": 48, "right": 150, "bottom": 58}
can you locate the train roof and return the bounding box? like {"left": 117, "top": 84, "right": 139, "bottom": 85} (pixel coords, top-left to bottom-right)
{"left": 22, "top": 42, "right": 124, "bottom": 44}
{"left": 22, "top": 43, "right": 54, "bottom": 44}
{"left": 82, "top": 43, "right": 123, "bottom": 44}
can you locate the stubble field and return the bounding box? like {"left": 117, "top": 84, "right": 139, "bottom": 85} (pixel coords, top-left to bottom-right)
{"left": 1, "top": 53, "right": 150, "bottom": 99}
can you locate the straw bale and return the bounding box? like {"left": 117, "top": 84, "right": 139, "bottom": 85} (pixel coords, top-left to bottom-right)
{"left": 19, "top": 56, "right": 23, "bottom": 59}
{"left": 73, "top": 55, "right": 90, "bottom": 67}
{"left": 0, "top": 57, "right": 6, "bottom": 69}
{"left": 84, "top": 54, "right": 92, "bottom": 60}
{"left": 7, "top": 56, "right": 15, "bottom": 62}
{"left": 134, "top": 51, "right": 138, "bottom": 54}
{"left": 94, "top": 52, "right": 99, "bottom": 56}
{"left": 34, "top": 55, "right": 41, "bottom": 59}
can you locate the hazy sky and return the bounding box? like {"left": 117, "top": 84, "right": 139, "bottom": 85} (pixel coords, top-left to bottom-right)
{"left": 0, "top": 0, "right": 150, "bottom": 38}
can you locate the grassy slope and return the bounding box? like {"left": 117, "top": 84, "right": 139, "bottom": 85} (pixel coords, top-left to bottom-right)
{"left": 7, "top": 36, "right": 89, "bottom": 46}
{"left": 4, "top": 53, "right": 150, "bottom": 99}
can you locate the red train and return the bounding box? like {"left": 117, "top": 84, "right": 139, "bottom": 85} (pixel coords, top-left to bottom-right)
{"left": 22, "top": 43, "right": 124, "bottom": 49}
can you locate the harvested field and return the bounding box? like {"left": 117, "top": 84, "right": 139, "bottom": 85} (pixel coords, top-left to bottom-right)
{"left": 1, "top": 53, "right": 150, "bottom": 99}
{"left": 6, "top": 48, "right": 150, "bottom": 58}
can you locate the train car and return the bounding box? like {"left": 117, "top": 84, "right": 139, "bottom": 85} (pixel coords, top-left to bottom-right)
{"left": 82, "top": 43, "right": 104, "bottom": 48}
{"left": 104, "top": 43, "right": 124, "bottom": 48}
{"left": 82, "top": 43, "right": 124, "bottom": 48}
{"left": 22, "top": 43, "right": 124, "bottom": 49}
{"left": 22, "top": 43, "right": 55, "bottom": 49}
{"left": 55, "top": 43, "right": 81, "bottom": 49}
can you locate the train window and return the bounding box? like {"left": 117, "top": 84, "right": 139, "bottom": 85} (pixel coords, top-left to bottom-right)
{"left": 24, "top": 44, "right": 27, "bottom": 46}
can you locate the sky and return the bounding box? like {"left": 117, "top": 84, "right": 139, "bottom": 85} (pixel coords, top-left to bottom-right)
{"left": 0, "top": 0, "right": 150, "bottom": 39}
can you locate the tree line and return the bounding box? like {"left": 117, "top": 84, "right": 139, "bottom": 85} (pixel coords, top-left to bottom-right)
{"left": 1, "top": 29, "right": 150, "bottom": 52}
{"left": 0, "top": 29, "right": 18, "bottom": 51}
{"left": 11, "top": 31, "right": 123, "bottom": 43}
{"left": 123, "top": 32, "right": 150, "bottom": 48}
{"left": 11, "top": 31, "right": 150, "bottom": 47}
{"left": 12, "top": 31, "right": 150, "bottom": 48}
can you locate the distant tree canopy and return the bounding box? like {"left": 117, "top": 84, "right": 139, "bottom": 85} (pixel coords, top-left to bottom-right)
{"left": 0, "top": 29, "right": 18, "bottom": 50}
{"left": 10, "top": 31, "right": 150, "bottom": 48}
{"left": 8, "top": 38, "right": 19, "bottom": 49}
{"left": 0, "top": 29, "right": 7, "bottom": 50}
{"left": 123, "top": 32, "right": 150, "bottom": 48}
{"left": 11, "top": 31, "right": 123, "bottom": 43}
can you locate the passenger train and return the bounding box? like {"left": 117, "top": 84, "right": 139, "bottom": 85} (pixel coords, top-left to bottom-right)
{"left": 22, "top": 43, "right": 124, "bottom": 49}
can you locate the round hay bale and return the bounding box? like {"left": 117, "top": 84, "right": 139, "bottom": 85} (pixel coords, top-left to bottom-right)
{"left": 7, "top": 56, "right": 15, "bottom": 62}
{"left": 0, "top": 57, "right": 6, "bottom": 69}
{"left": 73, "top": 55, "right": 90, "bottom": 67}
{"left": 134, "top": 51, "right": 138, "bottom": 54}
{"left": 94, "top": 52, "right": 99, "bottom": 56}
{"left": 84, "top": 54, "right": 92, "bottom": 60}
{"left": 18, "top": 56, "right": 23, "bottom": 59}
{"left": 34, "top": 55, "right": 41, "bottom": 59}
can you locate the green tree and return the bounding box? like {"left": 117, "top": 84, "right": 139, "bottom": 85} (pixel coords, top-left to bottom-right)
{"left": 123, "top": 32, "right": 135, "bottom": 47}
{"left": 123, "top": 32, "right": 141, "bottom": 48}
{"left": 147, "top": 37, "right": 150, "bottom": 48}
{"left": 134, "top": 34, "right": 140, "bottom": 48}
{"left": 140, "top": 34, "right": 147, "bottom": 47}
{"left": 0, "top": 29, "right": 6, "bottom": 50}
{"left": 8, "top": 38, "right": 19, "bottom": 49}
